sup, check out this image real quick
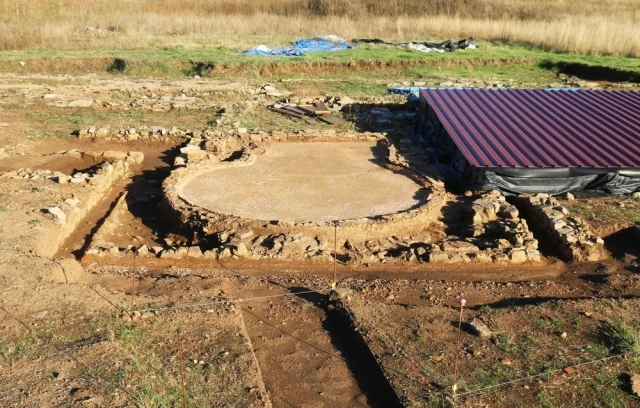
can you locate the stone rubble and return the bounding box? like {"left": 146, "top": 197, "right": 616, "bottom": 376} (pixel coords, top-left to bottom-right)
{"left": 78, "top": 125, "right": 186, "bottom": 142}
{"left": 514, "top": 194, "right": 604, "bottom": 261}
{"left": 27, "top": 155, "right": 140, "bottom": 258}
{"left": 424, "top": 191, "right": 540, "bottom": 264}
{"left": 0, "top": 151, "right": 144, "bottom": 184}
{"left": 88, "top": 140, "right": 539, "bottom": 266}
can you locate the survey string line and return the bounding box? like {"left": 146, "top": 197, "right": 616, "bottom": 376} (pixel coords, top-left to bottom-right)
{"left": 452, "top": 353, "right": 627, "bottom": 398}
{"left": 137, "top": 290, "right": 321, "bottom": 313}
{"left": 0, "top": 305, "right": 144, "bottom": 407}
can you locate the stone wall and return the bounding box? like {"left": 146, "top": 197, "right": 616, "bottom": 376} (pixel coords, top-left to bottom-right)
{"left": 426, "top": 191, "right": 541, "bottom": 264}
{"left": 144, "top": 127, "right": 447, "bottom": 263}
{"left": 78, "top": 125, "right": 187, "bottom": 142}
{"left": 0, "top": 152, "right": 142, "bottom": 258}
{"left": 163, "top": 152, "right": 444, "bottom": 250}
{"left": 86, "top": 189, "right": 544, "bottom": 266}
{"left": 173, "top": 129, "right": 387, "bottom": 166}
{"left": 514, "top": 194, "right": 604, "bottom": 262}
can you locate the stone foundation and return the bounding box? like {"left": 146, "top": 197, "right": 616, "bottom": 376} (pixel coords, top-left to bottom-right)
{"left": 425, "top": 191, "right": 540, "bottom": 264}
{"left": 0, "top": 153, "right": 143, "bottom": 258}
{"left": 514, "top": 194, "right": 604, "bottom": 262}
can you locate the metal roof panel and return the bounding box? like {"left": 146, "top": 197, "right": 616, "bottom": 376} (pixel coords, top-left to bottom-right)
{"left": 419, "top": 89, "right": 640, "bottom": 168}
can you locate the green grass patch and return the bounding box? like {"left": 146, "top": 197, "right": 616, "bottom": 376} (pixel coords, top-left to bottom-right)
{"left": 599, "top": 320, "right": 640, "bottom": 355}
{"left": 1, "top": 41, "right": 638, "bottom": 86}
{"left": 0, "top": 334, "right": 40, "bottom": 363}
{"left": 567, "top": 202, "right": 640, "bottom": 227}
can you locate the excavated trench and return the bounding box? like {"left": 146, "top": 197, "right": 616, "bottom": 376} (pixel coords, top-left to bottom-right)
{"left": 54, "top": 140, "right": 586, "bottom": 408}
{"left": 55, "top": 144, "right": 187, "bottom": 258}
{"left": 239, "top": 288, "right": 403, "bottom": 408}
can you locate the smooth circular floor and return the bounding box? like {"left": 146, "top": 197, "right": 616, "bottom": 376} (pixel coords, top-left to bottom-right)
{"left": 180, "top": 142, "right": 427, "bottom": 222}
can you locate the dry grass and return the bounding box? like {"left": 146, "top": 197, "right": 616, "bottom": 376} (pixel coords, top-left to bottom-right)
{"left": 1, "top": 0, "right": 638, "bottom": 56}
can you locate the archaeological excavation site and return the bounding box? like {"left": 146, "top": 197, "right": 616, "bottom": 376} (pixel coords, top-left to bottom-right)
{"left": 2, "top": 72, "right": 640, "bottom": 408}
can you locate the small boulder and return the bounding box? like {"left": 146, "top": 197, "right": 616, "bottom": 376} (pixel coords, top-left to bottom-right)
{"left": 187, "top": 246, "right": 203, "bottom": 258}
{"left": 174, "top": 246, "right": 189, "bottom": 259}
{"left": 329, "top": 287, "right": 352, "bottom": 302}
{"left": 174, "top": 155, "right": 186, "bottom": 167}
{"left": 95, "top": 128, "right": 109, "bottom": 138}
{"left": 54, "top": 175, "right": 70, "bottom": 184}
{"left": 68, "top": 99, "right": 94, "bottom": 108}
{"left": 509, "top": 249, "right": 528, "bottom": 263}
{"left": 238, "top": 229, "right": 255, "bottom": 240}
{"left": 127, "top": 151, "right": 145, "bottom": 165}
{"left": 468, "top": 319, "right": 492, "bottom": 337}
{"left": 631, "top": 373, "right": 640, "bottom": 397}
{"left": 103, "top": 150, "right": 128, "bottom": 161}
{"left": 442, "top": 240, "right": 479, "bottom": 253}
{"left": 234, "top": 242, "right": 249, "bottom": 257}
{"left": 47, "top": 207, "right": 66, "bottom": 224}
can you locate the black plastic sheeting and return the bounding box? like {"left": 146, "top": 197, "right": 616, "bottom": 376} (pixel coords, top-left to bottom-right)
{"left": 353, "top": 38, "right": 475, "bottom": 52}
{"left": 413, "top": 102, "right": 640, "bottom": 196}
{"left": 478, "top": 171, "right": 640, "bottom": 196}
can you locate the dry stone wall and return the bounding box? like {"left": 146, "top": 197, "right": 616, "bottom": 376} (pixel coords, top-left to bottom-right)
{"left": 78, "top": 125, "right": 188, "bottom": 142}
{"left": 514, "top": 194, "right": 604, "bottom": 261}
{"left": 135, "top": 128, "right": 445, "bottom": 264}
{"left": 1, "top": 152, "right": 142, "bottom": 258}
{"left": 426, "top": 191, "right": 540, "bottom": 264}
{"left": 163, "top": 153, "right": 444, "bottom": 253}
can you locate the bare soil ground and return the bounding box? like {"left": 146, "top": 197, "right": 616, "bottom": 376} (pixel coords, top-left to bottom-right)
{"left": 348, "top": 260, "right": 640, "bottom": 407}
{"left": 1, "top": 72, "right": 639, "bottom": 408}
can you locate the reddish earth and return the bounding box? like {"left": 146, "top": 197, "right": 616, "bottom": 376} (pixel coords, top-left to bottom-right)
{"left": 1, "top": 73, "right": 639, "bottom": 408}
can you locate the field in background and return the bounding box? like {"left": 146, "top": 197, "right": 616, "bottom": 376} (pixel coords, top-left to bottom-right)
{"left": 1, "top": 0, "right": 638, "bottom": 57}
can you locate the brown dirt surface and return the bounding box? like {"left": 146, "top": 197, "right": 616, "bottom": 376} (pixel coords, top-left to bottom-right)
{"left": 1, "top": 72, "right": 640, "bottom": 408}
{"left": 346, "top": 263, "right": 640, "bottom": 407}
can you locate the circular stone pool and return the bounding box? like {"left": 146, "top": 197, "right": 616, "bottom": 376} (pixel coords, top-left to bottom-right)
{"left": 179, "top": 142, "right": 428, "bottom": 222}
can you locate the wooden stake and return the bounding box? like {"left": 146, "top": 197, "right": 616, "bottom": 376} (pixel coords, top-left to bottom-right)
{"left": 333, "top": 222, "right": 337, "bottom": 285}
{"left": 177, "top": 328, "right": 187, "bottom": 408}
{"left": 130, "top": 249, "right": 137, "bottom": 313}
{"left": 452, "top": 298, "right": 466, "bottom": 394}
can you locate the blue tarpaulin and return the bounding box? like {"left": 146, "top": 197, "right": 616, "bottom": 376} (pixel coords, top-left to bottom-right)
{"left": 241, "top": 38, "right": 354, "bottom": 56}
{"left": 386, "top": 86, "right": 421, "bottom": 102}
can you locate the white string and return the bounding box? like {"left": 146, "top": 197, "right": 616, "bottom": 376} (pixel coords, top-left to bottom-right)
{"left": 137, "top": 290, "right": 320, "bottom": 313}
{"left": 453, "top": 354, "right": 626, "bottom": 398}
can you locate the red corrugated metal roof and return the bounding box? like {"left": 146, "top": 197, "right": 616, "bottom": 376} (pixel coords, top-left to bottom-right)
{"left": 420, "top": 88, "right": 640, "bottom": 168}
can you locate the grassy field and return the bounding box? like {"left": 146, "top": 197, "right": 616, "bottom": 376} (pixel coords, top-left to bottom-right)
{"left": 2, "top": 42, "right": 639, "bottom": 88}
{"left": 1, "top": 0, "right": 638, "bottom": 56}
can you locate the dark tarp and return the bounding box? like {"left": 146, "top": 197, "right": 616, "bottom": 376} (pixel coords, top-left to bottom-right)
{"left": 476, "top": 171, "right": 640, "bottom": 196}
{"left": 353, "top": 38, "right": 476, "bottom": 52}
